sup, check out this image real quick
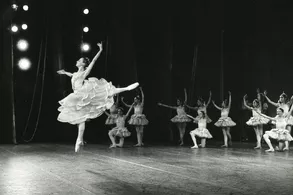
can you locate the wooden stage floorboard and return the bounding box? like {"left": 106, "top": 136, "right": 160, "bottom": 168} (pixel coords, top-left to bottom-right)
{"left": 0, "top": 143, "right": 292, "bottom": 195}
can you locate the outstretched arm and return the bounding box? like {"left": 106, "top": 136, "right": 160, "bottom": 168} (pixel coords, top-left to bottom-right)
{"left": 254, "top": 109, "right": 275, "bottom": 121}
{"left": 158, "top": 103, "right": 177, "bottom": 109}
{"left": 140, "top": 87, "right": 145, "bottom": 106}
{"left": 104, "top": 111, "right": 110, "bottom": 117}
{"left": 257, "top": 89, "right": 262, "bottom": 111}
{"left": 186, "top": 104, "right": 198, "bottom": 110}
{"left": 186, "top": 114, "right": 196, "bottom": 121}
{"left": 84, "top": 43, "right": 103, "bottom": 77}
{"left": 57, "top": 70, "right": 73, "bottom": 77}
{"left": 212, "top": 101, "right": 222, "bottom": 110}
{"left": 243, "top": 95, "right": 253, "bottom": 110}
{"left": 206, "top": 91, "right": 212, "bottom": 107}
{"left": 121, "top": 97, "right": 132, "bottom": 108}
{"left": 125, "top": 104, "right": 134, "bottom": 118}
{"left": 263, "top": 90, "right": 279, "bottom": 107}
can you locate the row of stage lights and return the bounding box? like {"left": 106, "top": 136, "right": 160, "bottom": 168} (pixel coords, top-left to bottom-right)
{"left": 81, "top": 8, "right": 91, "bottom": 52}
{"left": 11, "top": 3, "right": 31, "bottom": 71}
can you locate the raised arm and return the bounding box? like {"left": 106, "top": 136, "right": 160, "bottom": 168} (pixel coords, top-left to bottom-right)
{"left": 125, "top": 104, "right": 134, "bottom": 118}
{"left": 57, "top": 69, "right": 73, "bottom": 77}
{"left": 212, "top": 101, "right": 222, "bottom": 110}
{"left": 243, "top": 95, "right": 253, "bottom": 110}
{"left": 186, "top": 114, "right": 196, "bottom": 121}
{"left": 228, "top": 91, "right": 232, "bottom": 109}
{"left": 184, "top": 88, "right": 187, "bottom": 105}
{"left": 121, "top": 97, "right": 132, "bottom": 108}
{"left": 186, "top": 104, "right": 198, "bottom": 110}
{"left": 84, "top": 43, "right": 103, "bottom": 77}
{"left": 263, "top": 90, "right": 279, "bottom": 107}
{"left": 140, "top": 87, "right": 145, "bottom": 106}
{"left": 158, "top": 102, "right": 177, "bottom": 109}
{"left": 206, "top": 91, "right": 212, "bottom": 107}
{"left": 257, "top": 89, "right": 262, "bottom": 111}
{"left": 254, "top": 109, "right": 275, "bottom": 121}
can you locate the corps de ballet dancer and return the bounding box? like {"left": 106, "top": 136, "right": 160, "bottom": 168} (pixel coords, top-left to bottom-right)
{"left": 158, "top": 89, "right": 192, "bottom": 146}
{"left": 243, "top": 91, "right": 269, "bottom": 149}
{"left": 188, "top": 111, "right": 213, "bottom": 148}
{"left": 254, "top": 106, "right": 293, "bottom": 152}
{"left": 56, "top": 42, "right": 139, "bottom": 152}
{"left": 121, "top": 87, "right": 149, "bottom": 147}
{"left": 212, "top": 91, "right": 236, "bottom": 147}
{"left": 186, "top": 91, "right": 212, "bottom": 124}
{"left": 105, "top": 93, "right": 120, "bottom": 128}
{"left": 263, "top": 91, "right": 293, "bottom": 150}
{"left": 108, "top": 105, "right": 134, "bottom": 148}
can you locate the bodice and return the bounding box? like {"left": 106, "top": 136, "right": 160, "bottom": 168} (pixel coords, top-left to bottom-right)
{"left": 197, "top": 106, "right": 207, "bottom": 114}
{"left": 275, "top": 117, "right": 288, "bottom": 129}
{"left": 71, "top": 72, "right": 85, "bottom": 91}
{"left": 134, "top": 105, "right": 143, "bottom": 114}
{"left": 221, "top": 109, "right": 229, "bottom": 117}
{"left": 176, "top": 106, "right": 186, "bottom": 116}
{"left": 198, "top": 118, "right": 207, "bottom": 129}
{"left": 252, "top": 108, "right": 261, "bottom": 117}
{"left": 116, "top": 116, "right": 125, "bottom": 128}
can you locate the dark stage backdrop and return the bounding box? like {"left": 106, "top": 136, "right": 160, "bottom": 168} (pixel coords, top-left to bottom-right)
{"left": 1, "top": 0, "right": 292, "bottom": 144}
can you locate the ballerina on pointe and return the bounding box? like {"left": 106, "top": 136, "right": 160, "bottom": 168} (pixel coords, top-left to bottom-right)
{"left": 57, "top": 42, "right": 139, "bottom": 152}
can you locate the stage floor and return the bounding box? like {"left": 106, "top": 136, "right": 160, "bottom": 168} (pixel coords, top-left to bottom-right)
{"left": 0, "top": 143, "right": 292, "bottom": 195}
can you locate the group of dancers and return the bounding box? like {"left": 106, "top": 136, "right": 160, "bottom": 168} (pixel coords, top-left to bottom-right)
{"left": 56, "top": 42, "right": 293, "bottom": 153}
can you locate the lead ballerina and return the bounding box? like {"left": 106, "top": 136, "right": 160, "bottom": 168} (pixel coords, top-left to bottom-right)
{"left": 57, "top": 43, "right": 139, "bottom": 152}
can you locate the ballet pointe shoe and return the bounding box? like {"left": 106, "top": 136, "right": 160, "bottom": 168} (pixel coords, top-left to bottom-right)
{"left": 221, "top": 145, "right": 228, "bottom": 148}
{"left": 265, "top": 148, "right": 275, "bottom": 152}
{"left": 127, "top": 82, "right": 139, "bottom": 91}
{"left": 134, "top": 143, "right": 142, "bottom": 147}
{"left": 109, "top": 144, "right": 116, "bottom": 148}
{"left": 75, "top": 140, "right": 83, "bottom": 152}
{"left": 191, "top": 145, "right": 198, "bottom": 149}
{"left": 283, "top": 147, "right": 289, "bottom": 151}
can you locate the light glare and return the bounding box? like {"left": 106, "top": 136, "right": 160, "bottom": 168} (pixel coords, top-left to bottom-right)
{"left": 21, "top": 24, "right": 28, "bottom": 30}
{"left": 83, "top": 27, "right": 89, "bottom": 33}
{"left": 81, "top": 43, "right": 90, "bottom": 52}
{"left": 18, "top": 58, "right": 31, "bottom": 70}
{"left": 11, "top": 25, "right": 18, "bottom": 32}
{"left": 23, "top": 5, "right": 29, "bottom": 11}
{"left": 17, "top": 39, "right": 29, "bottom": 51}
{"left": 83, "top": 9, "right": 89, "bottom": 14}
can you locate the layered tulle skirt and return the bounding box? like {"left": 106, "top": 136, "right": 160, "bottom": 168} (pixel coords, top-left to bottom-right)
{"left": 265, "top": 129, "right": 293, "bottom": 141}
{"left": 215, "top": 117, "right": 236, "bottom": 127}
{"left": 57, "top": 78, "right": 115, "bottom": 125}
{"left": 110, "top": 127, "right": 131, "bottom": 138}
{"left": 190, "top": 128, "right": 213, "bottom": 139}
{"left": 128, "top": 114, "right": 149, "bottom": 125}
{"left": 105, "top": 114, "right": 118, "bottom": 125}
{"left": 171, "top": 115, "right": 192, "bottom": 123}
{"left": 246, "top": 116, "right": 269, "bottom": 126}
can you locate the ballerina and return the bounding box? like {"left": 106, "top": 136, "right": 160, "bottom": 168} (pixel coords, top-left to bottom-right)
{"left": 105, "top": 93, "right": 120, "bottom": 128}
{"left": 254, "top": 106, "right": 293, "bottom": 152}
{"left": 121, "top": 87, "right": 149, "bottom": 147}
{"left": 188, "top": 112, "right": 213, "bottom": 148}
{"left": 243, "top": 92, "right": 269, "bottom": 149}
{"left": 158, "top": 89, "right": 191, "bottom": 146}
{"left": 212, "top": 91, "right": 236, "bottom": 147}
{"left": 57, "top": 42, "right": 139, "bottom": 152}
{"left": 263, "top": 91, "right": 293, "bottom": 150}
{"left": 186, "top": 91, "right": 212, "bottom": 123}
{"left": 108, "top": 105, "right": 134, "bottom": 148}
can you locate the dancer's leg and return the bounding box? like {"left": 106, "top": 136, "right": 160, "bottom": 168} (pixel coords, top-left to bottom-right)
{"left": 75, "top": 122, "right": 85, "bottom": 152}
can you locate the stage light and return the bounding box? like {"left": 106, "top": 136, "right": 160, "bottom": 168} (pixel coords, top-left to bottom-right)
{"left": 11, "top": 4, "right": 18, "bottom": 10}
{"left": 83, "top": 27, "right": 89, "bottom": 33}
{"left": 11, "top": 25, "right": 18, "bottom": 33}
{"left": 81, "top": 43, "right": 90, "bottom": 52}
{"left": 83, "top": 8, "right": 89, "bottom": 15}
{"left": 17, "top": 39, "right": 29, "bottom": 51}
{"left": 21, "top": 24, "right": 28, "bottom": 30}
{"left": 23, "top": 5, "right": 29, "bottom": 11}
{"left": 18, "top": 58, "right": 31, "bottom": 70}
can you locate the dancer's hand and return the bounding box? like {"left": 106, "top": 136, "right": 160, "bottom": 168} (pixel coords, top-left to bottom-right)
{"left": 228, "top": 91, "right": 231, "bottom": 95}
{"left": 97, "top": 42, "right": 103, "bottom": 50}
{"left": 243, "top": 94, "right": 247, "bottom": 99}
{"left": 209, "top": 91, "right": 212, "bottom": 96}
{"left": 57, "top": 70, "right": 65, "bottom": 74}
{"left": 263, "top": 90, "right": 267, "bottom": 96}
{"left": 158, "top": 103, "right": 162, "bottom": 106}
